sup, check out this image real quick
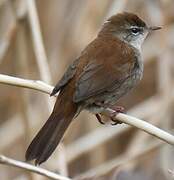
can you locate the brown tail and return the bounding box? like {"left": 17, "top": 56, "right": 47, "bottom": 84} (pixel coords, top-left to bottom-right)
{"left": 25, "top": 91, "right": 77, "bottom": 165}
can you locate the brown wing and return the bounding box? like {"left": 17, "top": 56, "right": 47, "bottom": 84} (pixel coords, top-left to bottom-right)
{"left": 50, "top": 58, "right": 79, "bottom": 96}
{"left": 73, "top": 36, "right": 136, "bottom": 102}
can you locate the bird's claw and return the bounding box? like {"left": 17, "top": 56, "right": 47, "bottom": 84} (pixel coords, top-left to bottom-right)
{"left": 110, "top": 106, "right": 125, "bottom": 125}
{"left": 95, "top": 114, "right": 105, "bottom": 125}
{"left": 111, "top": 122, "right": 119, "bottom": 126}
{"left": 111, "top": 119, "right": 122, "bottom": 126}
{"left": 95, "top": 106, "right": 125, "bottom": 125}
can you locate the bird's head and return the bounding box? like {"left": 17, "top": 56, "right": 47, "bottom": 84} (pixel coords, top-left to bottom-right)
{"left": 99, "top": 12, "right": 161, "bottom": 50}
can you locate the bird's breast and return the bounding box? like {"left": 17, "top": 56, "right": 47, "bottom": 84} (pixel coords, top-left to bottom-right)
{"left": 97, "top": 55, "right": 143, "bottom": 107}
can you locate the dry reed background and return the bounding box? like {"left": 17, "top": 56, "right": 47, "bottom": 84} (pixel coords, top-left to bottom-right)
{"left": 0, "top": 0, "right": 174, "bottom": 179}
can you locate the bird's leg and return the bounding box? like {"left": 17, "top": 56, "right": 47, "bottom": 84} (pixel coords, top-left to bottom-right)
{"left": 93, "top": 102, "right": 106, "bottom": 125}
{"left": 110, "top": 106, "right": 125, "bottom": 126}
{"left": 95, "top": 114, "right": 105, "bottom": 125}
{"left": 94, "top": 103, "right": 124, "bottom": 125}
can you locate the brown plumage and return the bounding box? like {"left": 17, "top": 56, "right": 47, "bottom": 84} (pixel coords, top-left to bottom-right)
{"left": 25, "top": 12, "right": 160, "bottom": 165}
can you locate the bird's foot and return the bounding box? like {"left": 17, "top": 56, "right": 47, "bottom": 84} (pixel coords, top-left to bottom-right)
{"left": 110, "top": 106, "right": 125, "bottom": 126}
{"left": 95, "top": 106, "right": 125, "bottom": 125}
{"left": 95, "top": 114, "right": 105, "bottom": 125}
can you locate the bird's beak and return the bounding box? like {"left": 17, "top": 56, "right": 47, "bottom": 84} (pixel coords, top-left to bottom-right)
{"left": 148, "top": 26, "right": 162, "bottom": 31}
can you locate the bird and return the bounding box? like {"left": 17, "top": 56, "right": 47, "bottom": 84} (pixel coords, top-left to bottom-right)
{"left": 25, "top": 12, "right": 161, "bottom": 165}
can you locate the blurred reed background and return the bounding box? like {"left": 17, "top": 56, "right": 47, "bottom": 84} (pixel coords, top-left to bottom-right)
{"left": 0, "top": 0, "right": 174, "bottom": 179}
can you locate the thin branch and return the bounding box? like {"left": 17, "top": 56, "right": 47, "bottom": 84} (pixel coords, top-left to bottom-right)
{"left": 0, "top": 73, "right": 174, "bottom": 146}
{"left": 0, "top": 155, "right": 71, "bottom": 180}
{"left": 0, "top": 74, "right": 53, "bottom": 95}
{"left": 102, "top": 108, "right": 174, "bottom": 145}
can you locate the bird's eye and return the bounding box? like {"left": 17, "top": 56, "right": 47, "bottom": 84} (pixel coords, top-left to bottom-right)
{"left": 131, "top": 27, "right": 140, "bottom": 35}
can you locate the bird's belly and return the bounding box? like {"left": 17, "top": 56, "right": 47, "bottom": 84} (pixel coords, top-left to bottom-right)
{"left": 85, "top": 68, "right": 143, "bottom": 114}
{"left": 105, "top": 74, "right": 140, "bottom": 105}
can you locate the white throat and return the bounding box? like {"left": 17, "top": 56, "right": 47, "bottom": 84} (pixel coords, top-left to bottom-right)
{"left": 129, "top": 34, "right": 146, "bottom": 51}
{"left": 129, "top": 31, "right": 148, "bottom": 51}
